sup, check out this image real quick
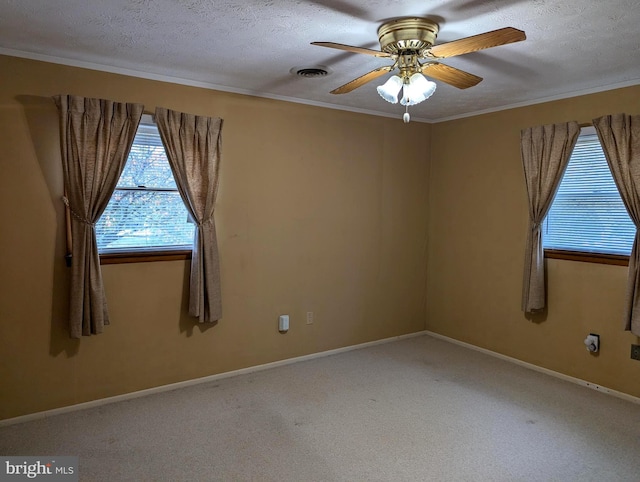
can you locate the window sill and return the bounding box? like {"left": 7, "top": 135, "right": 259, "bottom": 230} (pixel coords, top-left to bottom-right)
{"left": 544, "top": 249, "right": 629, "bottom": 266}
{"left": 100, "top": 249, "right": 192, "bottom": 265}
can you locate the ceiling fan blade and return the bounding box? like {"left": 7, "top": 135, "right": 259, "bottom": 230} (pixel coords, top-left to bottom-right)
{"left": 330, "top": 66, "right": 394, "bottom": 94}
{"left": 421, "top": 62, "right": 482, "bottom": 89}
{"left": 311, "top": 42, "right": 390, "bottom": 57}
{"left": 428, "top": 27, "right": 526, "bottom": 58}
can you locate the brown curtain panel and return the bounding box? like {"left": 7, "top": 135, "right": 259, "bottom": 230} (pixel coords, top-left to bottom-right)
{"left": 54, "top": 95, "right": 143, "bottom": 337}
{"left": 593, "top": 114, "right": 640, "bottom": 335}
{"left": 521, "top": 121, "right": 580, "bottom": 312}
{"left": 155, "top": 107, "right": 223, "bottom": 322}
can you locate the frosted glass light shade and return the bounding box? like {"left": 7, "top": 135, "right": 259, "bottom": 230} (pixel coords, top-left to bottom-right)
{"left": 400, "top": 73, "right": 437, "bottom": 106}
{"left": 376, "top": 75, "right": 403, "bottom": 104}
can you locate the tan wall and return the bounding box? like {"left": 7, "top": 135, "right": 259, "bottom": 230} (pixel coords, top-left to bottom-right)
{"left": 4, "top": 51, "right": 637, "bottom": 421}
{"left": 427, "top": 85, "right": 640, "bottom": 398}
{"left": 0, "top": 55, "right": 430, "bottom": 420}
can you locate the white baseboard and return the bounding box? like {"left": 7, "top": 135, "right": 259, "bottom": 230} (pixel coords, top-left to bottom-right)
{"left": 0, "top": 330, "right": 427, "bottom": 428}
{"left": 424, "top": 330, "right": 640, "bottom": 406}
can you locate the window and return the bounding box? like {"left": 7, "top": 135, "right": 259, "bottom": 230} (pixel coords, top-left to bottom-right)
{"left": 95, "top": 116, "right": 195, "bottom": 254}
{"left": 543, "top": 126, "right": 635, "bottom": 256}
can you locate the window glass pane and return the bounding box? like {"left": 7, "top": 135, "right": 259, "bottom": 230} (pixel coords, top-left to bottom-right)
{"left": 117, "top": 124, "right": 177, "bottom": 189}
{"left": 97, "top": 190, "right": 194, "bottom": 252}
{"left": 543, "top": 132, "right": 635, "bottom": 255}
{"left": 96, "top": 122, "right": 195, "bottom": 253}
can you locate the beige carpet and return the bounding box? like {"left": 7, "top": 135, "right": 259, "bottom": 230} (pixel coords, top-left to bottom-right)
{"left": 2, "top": 334, "right": 640, "bottom": 481}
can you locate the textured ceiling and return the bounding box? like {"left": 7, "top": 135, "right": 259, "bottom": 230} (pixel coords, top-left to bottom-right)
{"left": 1, "top": 0, "right": 639, "bottom": 122}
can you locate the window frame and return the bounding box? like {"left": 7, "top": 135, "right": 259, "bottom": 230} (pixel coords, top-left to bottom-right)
{"left": 64, "top": 114, "right": 194, "bottom": 266}
{"left": 544, "top": 248, "right": 628, "bottom": 266}
{"left": 543, "top": 125, "right": 631, "bottom": 266}
{"left": 100, "top": 249, "right": 192, "bottom": 265}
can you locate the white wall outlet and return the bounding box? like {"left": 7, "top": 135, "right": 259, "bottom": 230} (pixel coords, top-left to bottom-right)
{"left": 584, "top": 333, "right": 599, "bottom": 353}
{"left": 306, "top": 312, "right": 314, "bottom": 325}
{"left": 278, "top": 315, "right": 289, "bottom": 333}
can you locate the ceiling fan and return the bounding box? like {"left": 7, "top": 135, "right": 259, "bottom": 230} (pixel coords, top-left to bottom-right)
{"left": 312, "top": 18, "right": 526, "bottom": 121}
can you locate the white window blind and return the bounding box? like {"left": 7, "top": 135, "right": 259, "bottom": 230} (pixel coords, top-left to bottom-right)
{"left": 543, "top": 128, "right": 635, "bottom": 256}
{"left": 96, "top": 120, "right": 195, "bottom": 253}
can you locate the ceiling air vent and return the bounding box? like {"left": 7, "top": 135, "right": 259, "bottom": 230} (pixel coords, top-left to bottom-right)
{"left": 290, "top": 65, "right": 332, "bottom": 78}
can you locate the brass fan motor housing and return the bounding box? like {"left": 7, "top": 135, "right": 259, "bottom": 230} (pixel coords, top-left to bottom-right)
{"left": 377, "top": 18, "right": 439, "bottom": 55}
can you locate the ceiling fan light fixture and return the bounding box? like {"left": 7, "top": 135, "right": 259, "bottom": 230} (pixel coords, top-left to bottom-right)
{"left": 312, "top": 19, "right": 525, "bottom": 122}
{"left": 400, "top": 73, "right": 437, "bottom": 106}
{"left": 376, "top": 75, "right": 403, "bottom": 104}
